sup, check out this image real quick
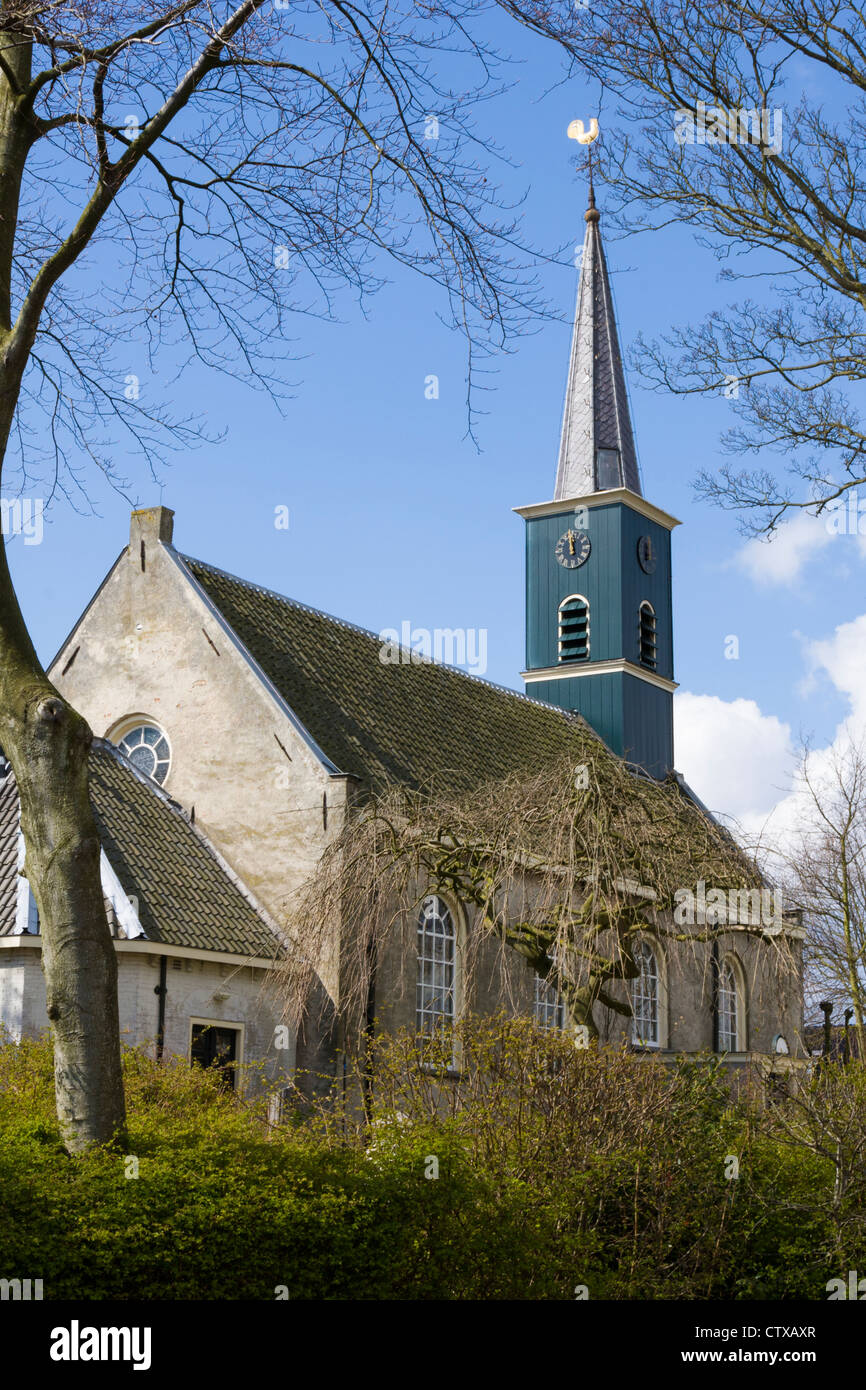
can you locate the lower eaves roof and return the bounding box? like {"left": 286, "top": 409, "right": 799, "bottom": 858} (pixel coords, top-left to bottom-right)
{"left": 0, "top": 743, "right": 285, "bottom": 961}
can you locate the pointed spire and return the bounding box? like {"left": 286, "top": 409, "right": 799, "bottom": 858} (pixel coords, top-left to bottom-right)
{"left": 554, "top": 192, "right": 642, "bottom": 500}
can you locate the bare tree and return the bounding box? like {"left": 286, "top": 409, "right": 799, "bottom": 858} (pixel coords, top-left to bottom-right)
{"left": 505, "top": 0, "right": 866, "bottom": 535}
{"left": 756, "top": 1059, "right": 866, "bottom": 1269}
{"left": 776, "top": 741, "right": 866, "bottom": 1058}
{"left": 277, "top": 754, "right": 800, "bottom": 1060}
{"left": 0, "top": 0, "right": 569, "bottom": 1151}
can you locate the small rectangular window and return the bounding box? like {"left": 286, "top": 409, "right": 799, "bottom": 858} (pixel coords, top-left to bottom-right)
{"left": 596, "top": 448, "right": 621, "bottom": 490}
{"left": 191, "top": 1023, "right": 240, "bottom": 1090}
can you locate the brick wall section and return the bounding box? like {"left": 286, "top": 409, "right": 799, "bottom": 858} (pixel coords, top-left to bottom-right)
{"left": 0, "top": 945, "right": 294, "bottom": 1095}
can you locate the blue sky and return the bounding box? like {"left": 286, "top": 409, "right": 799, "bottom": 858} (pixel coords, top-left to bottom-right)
{"left": 7, "top": 14, "right": 861, "bottom": 830}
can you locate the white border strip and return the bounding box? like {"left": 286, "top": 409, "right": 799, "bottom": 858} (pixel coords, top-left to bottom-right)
{"left": 15, "top": 833, "right": 38, "bottom": 935}
{"left": 522, "top": 659, "right": 678, "bottom": 693}
{"left": 100, "top": 849, "right": 147, "bottom": 940}
{"left": 514, "top": 488, "right": 680, "bottom": 530}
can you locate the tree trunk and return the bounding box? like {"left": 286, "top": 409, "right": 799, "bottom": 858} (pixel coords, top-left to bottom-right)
{"left": 0, "top": 21, "right": 126, "bottom": 1152}
{"left": 0, "top": 537, "right": 127, "bottom": 1152}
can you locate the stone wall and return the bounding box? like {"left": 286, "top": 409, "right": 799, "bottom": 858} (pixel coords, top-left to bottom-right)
{"left": 371, "top": 899, "right": 804, "bottom": 1059}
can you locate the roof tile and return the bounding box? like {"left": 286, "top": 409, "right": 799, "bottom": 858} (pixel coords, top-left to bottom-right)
{"left": 0, "top": 746, "right": 283, "bottom": 960}
{"left": 183, "top": 555, "right": 606, "bottom": 796}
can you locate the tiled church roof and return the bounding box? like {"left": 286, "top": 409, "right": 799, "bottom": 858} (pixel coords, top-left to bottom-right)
{"left": 178, "top": 554, "right": 766, "bottom": 892}
{"left": 0, "top": 744, "right": 284, "bottom": 959}
{"left": 181, "top": 555, "right": 608, "bottom": 796}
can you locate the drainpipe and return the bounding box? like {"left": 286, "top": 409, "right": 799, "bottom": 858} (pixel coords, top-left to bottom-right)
{"left": 362, "top": 938, "right": 378, "bottom": 1125}
{"left": 154, "top": 956, "right": 167, "bottom": 1061}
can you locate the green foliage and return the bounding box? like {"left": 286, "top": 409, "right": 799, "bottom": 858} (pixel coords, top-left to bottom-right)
{"left": 0, "top": 1025, "right": 863, "bottom": 1300}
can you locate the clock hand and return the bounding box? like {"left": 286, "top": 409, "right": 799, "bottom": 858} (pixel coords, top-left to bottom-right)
{"left": 568, "top": 531, "right": 575, "bottom": 555}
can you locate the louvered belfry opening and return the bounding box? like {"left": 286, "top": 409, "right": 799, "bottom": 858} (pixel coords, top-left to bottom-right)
{"left": 639, "top": 601, "right": 657, "bottom": 670}
{"left": 558, "top": 595, "right": 590, "bottom": 662}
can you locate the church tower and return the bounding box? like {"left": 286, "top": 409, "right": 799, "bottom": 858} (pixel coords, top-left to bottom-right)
{"left": 515, "top": 188, "right": 679, "bottom": 778}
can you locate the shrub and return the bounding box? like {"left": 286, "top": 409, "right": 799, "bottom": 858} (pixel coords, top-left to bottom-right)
{"left": 0, "top": 1023, "right": 862, "bottom": 1299}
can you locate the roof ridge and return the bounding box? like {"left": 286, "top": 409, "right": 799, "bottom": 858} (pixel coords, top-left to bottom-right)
{"left": 92, "top": 737, "right": 187, "bottom": 812}
{"left": 178, "top": 551, "right": 607, "bottom": 735}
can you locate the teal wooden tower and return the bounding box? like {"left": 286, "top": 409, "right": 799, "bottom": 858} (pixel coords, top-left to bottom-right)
{"left": 515, "top": 188, "right": 679, "bottom": 778}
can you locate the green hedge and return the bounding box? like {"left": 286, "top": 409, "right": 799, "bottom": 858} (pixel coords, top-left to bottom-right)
{"left": 0, "top": 1028, "right": 861, "bottom": 1300}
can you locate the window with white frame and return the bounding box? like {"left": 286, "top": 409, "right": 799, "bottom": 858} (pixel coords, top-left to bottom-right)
{"left": 534, "top": 972, "right": 565, "bottom": 1031}
{"left": 416, "top": 895, "right": 456, "bottom": 1040}
{"left": 718, "top": 960, "right": 740, "bottom": 1052}
{"left": 116, "top": 721, "right": 172, "bottom": 785}
{"left": 558, "top": 595, "right": 589, "bottom": 663}
{"left": 631, "top": 939, "right": 660, "bottom": 1046}
{"left": 190, "top": 1022, "right": 241, "bottom": 1091}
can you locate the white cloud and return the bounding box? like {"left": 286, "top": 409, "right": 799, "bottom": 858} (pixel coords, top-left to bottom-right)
{"left": 675, "top": 611, "right": 866, "bottom": 854}
{"left": 733, "top": 511, "right": 835, "bottom": 586}
{"left": 733, "top": 502, "right": 866, "bottom": 586}
{"left": 804, "top": 612, "right": 866, "bottom": 724}
{"left": 755, "top": 612, "right": 866, "bottom": 847}
{"left": 674, "top": 691, "right": 794, "bottom": 824}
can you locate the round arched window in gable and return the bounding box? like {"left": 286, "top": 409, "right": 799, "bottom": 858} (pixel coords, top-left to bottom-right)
{"left": 116, "top": 722, "right": 171, "bottom": 786}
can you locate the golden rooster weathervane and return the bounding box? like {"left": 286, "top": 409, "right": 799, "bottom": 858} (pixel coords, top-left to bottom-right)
{"left": 567, "top": 117, "right": 599, "bottom": 145}
{"left": 567, "top": 117, "right": 599, "bottom": 205}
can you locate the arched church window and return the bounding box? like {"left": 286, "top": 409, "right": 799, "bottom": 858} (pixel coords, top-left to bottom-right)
{"left": 416, "top": 895, "right": 456, "bottom": 1039}
{"left": 718, "top": 958, "right": 744, "bottom": 1053}
{"left": 558, "top": 595, "right": 589, "bottom": 663}
{"left": 638, "top": 601, "right": 657, "bottom": 670}
{"left": 115, "top": 721, "right": 172, "bottom": 786}
{"left": 631, "top": 939, "right": 660, "bottom": 1047}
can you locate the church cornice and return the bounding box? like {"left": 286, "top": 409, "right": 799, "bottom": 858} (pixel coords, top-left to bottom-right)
{"left": 0, "top": 935, "right": 283, "bottom": 969}
{"left": 522, "top": 658, "right": 678, "bottom": 694}
{"left": 513, "top": 488, "right": 681, "bottom": 531}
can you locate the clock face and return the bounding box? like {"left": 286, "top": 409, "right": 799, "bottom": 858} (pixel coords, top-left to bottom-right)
{"left": 555, "top": 529, "right": 591, "bottom": 569}
{"left": 637, "top": 534, "right": 657, "bottom": 574}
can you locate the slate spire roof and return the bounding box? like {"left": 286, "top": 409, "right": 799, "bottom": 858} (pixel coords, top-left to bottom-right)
{"left": 553, "top": 190, "right": 642, "bottom": 500}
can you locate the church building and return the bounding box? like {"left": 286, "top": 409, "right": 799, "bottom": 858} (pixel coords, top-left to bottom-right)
{"left": 0, "top": 193, "right": 804, "bottom": 1092}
